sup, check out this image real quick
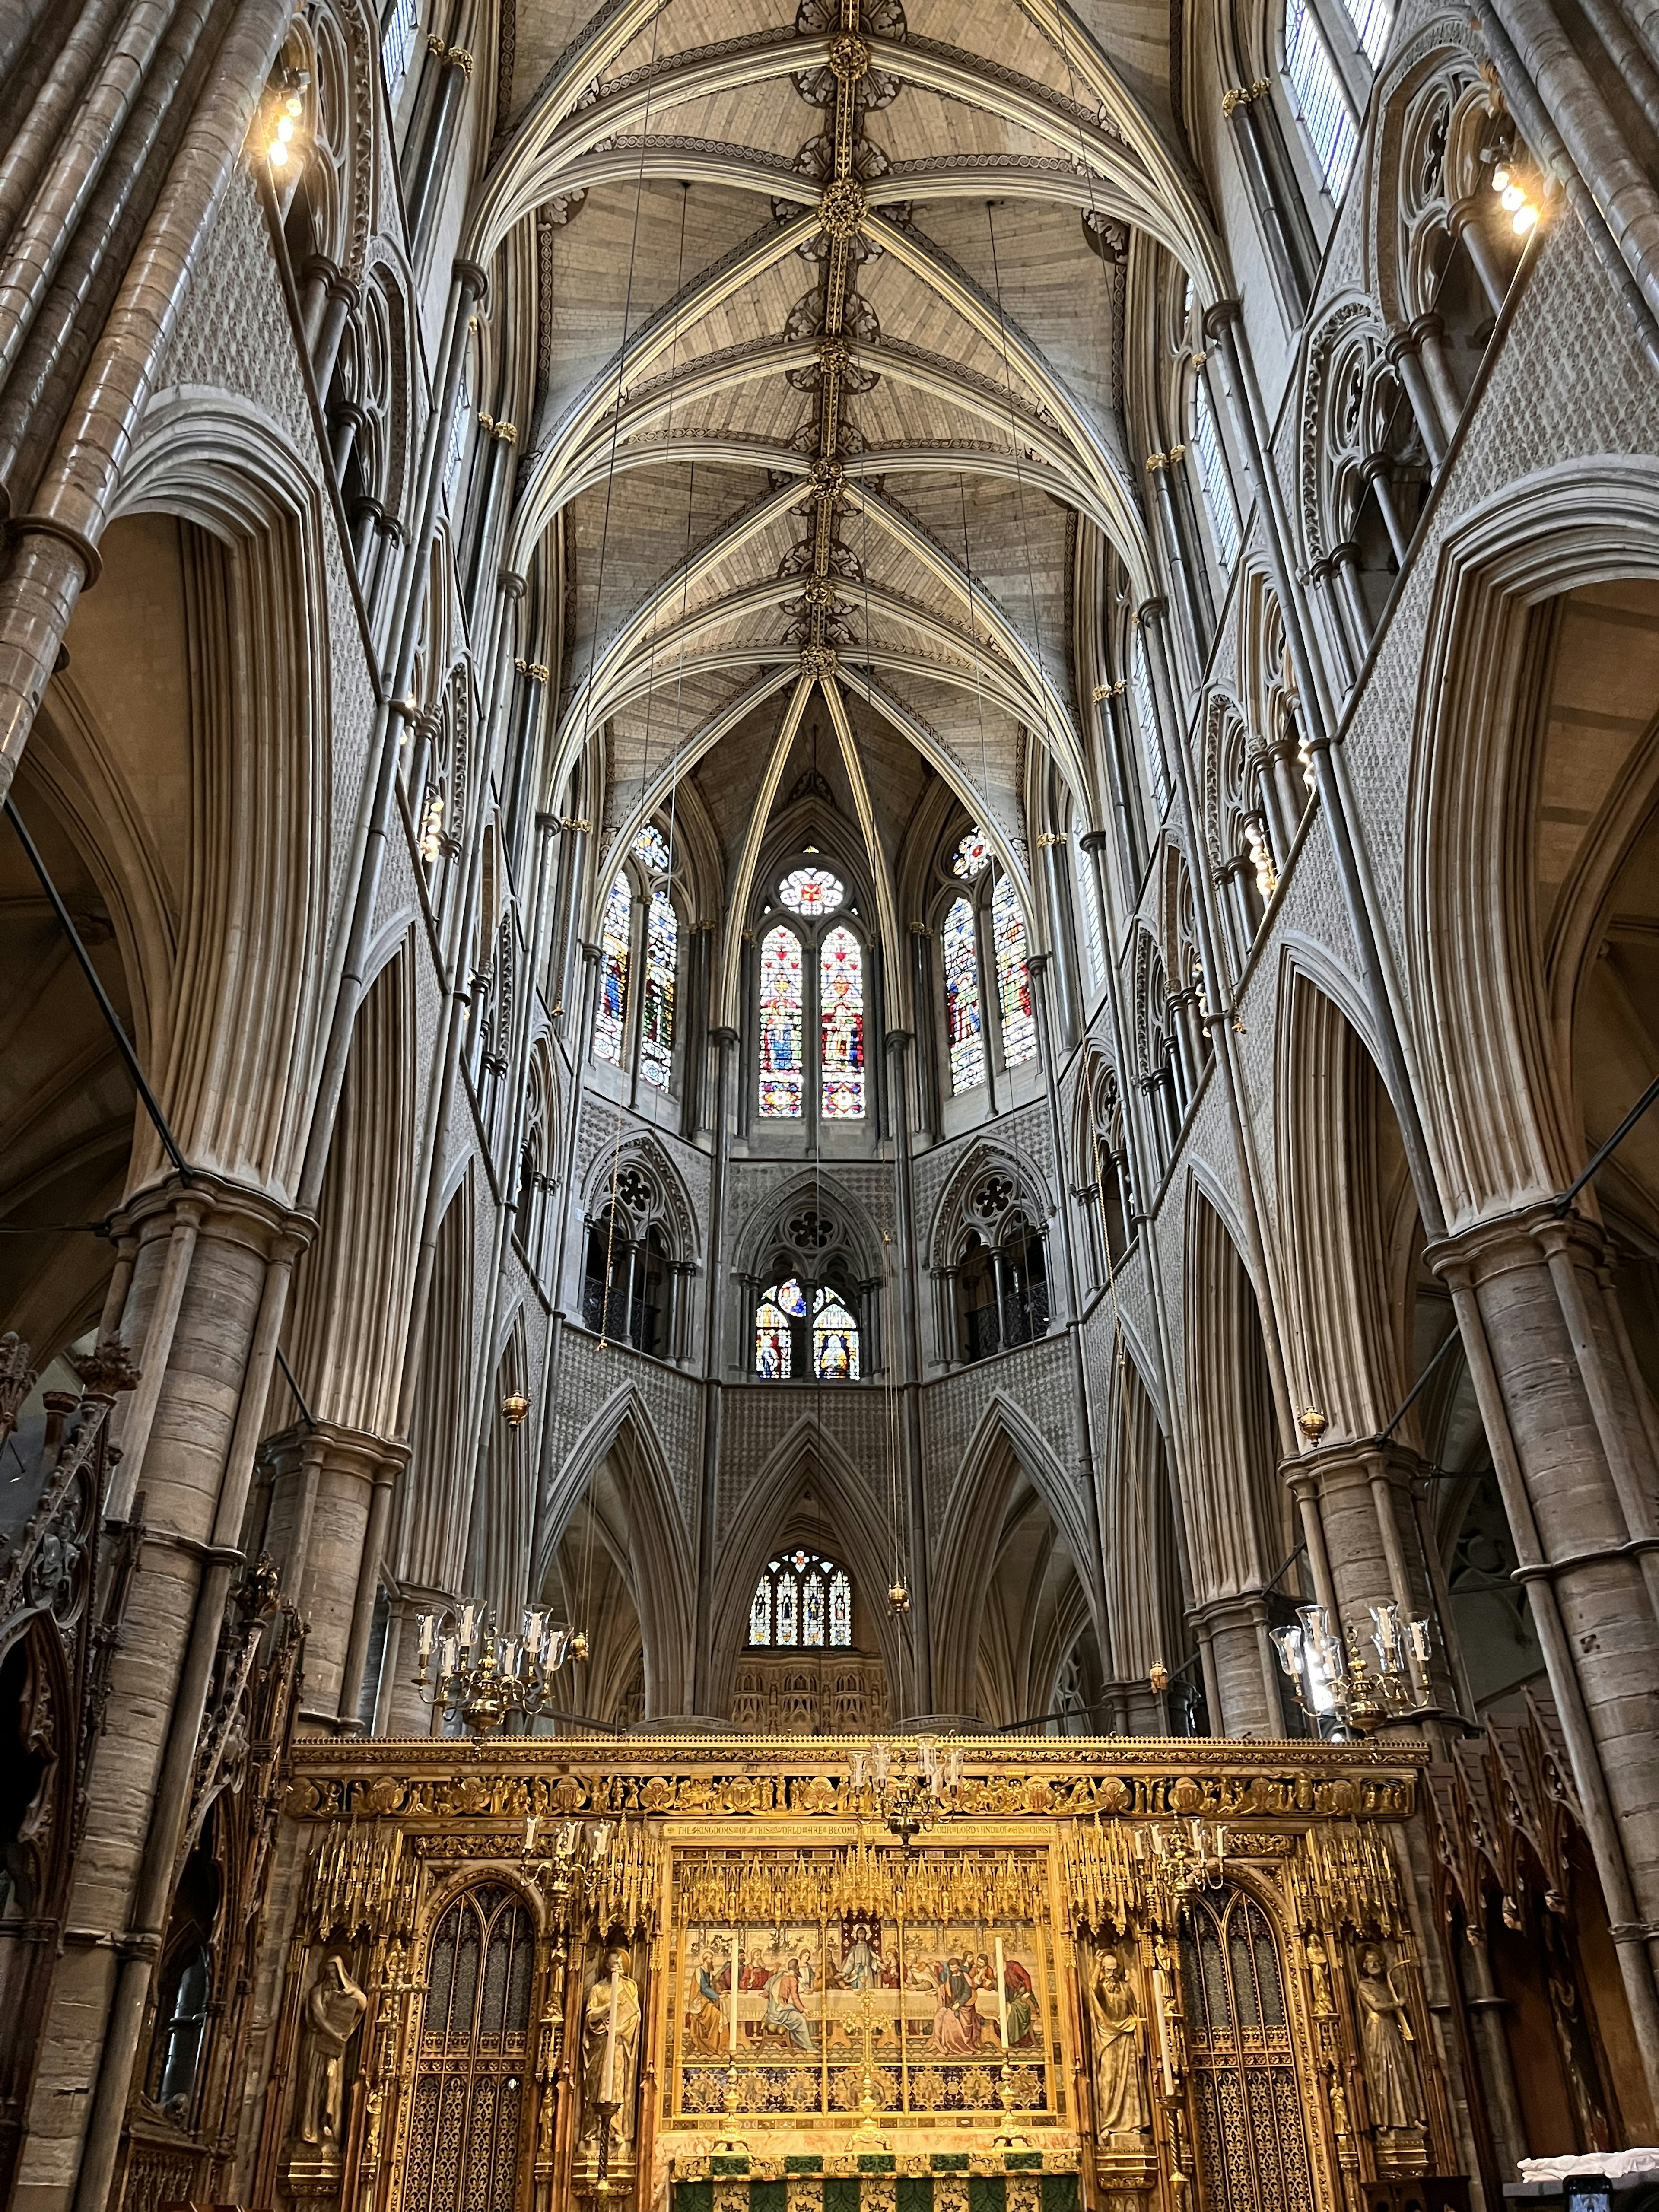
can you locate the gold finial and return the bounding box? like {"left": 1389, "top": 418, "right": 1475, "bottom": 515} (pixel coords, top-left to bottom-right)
{"left": 1298, "top": 1406, "right": 1328, "bottom": 1444}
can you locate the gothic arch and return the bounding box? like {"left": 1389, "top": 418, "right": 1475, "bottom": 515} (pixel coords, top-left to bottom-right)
{"left": 580, "top": 1131, "right": 701, "bottom": 1270}
{"left": 103, "top": 395, "right": 337, "bottom": 1198}
{"left": 705, "top": 1416, "right": 905, "bottom": 1721}
{"left": 1274, "top": 963, "right": 1416, "bottom": 1439}
{"left": 280, "top": 936, "right": 417, "bottom": 1440}
{"left": 930, "top": 1392, "right": 1104, "bottom": 1720}
{"left": 1406, "top": 456, "right": 1659, "bottom": 1220}
{"left": 924, "top": 1138, "right": 1055, "bottom": 1276}
{"left": 535, "top": 1384, "right": 694, "bottom": 1719}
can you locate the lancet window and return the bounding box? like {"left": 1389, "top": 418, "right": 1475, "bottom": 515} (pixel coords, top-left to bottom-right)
{"left": 1284, "top": 0, "right": 1358, "bottom": 197}
{"left": 755, "top": 861, "right": 868, "bottom": 1127}
{"left": 748, "top": 1550, "right": 853, "bottom": 1648}
{"left": 591, "top": 824, "right": 681, "bottom": 1095}
{"left": 935, "top": 830, "right": 1038, "bottom": 1097}
{"left": 1192, "top": 367, "right": 1240, "bottom": 572}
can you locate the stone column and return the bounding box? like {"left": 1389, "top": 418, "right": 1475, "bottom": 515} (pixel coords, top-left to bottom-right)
{"left": 261, "top": 1421, "right": 407, "bottom": 1726}
{"left": 1433, "top": 1202, "right": 1659, "bottom": 2105}
{"left": 1192, "top": 1592, "right": 1279, "bottom": 1735}
{"left": 19, "top": 1174, "right": 308, "bottom": 2212}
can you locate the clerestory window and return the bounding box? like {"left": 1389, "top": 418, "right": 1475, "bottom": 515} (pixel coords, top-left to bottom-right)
{"left": 591, "top": 823, "right": 680, "bottom": 1095}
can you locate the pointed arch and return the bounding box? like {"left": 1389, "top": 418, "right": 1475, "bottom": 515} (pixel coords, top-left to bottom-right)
{"left": 706, "top": 1415, "right": 906, "bottom": 1720}
{"left": 931, "top": 1392, "right": 1104, "bottom": 1718}
{"left": 535, "top": 1384, "right": 694, "bottom": 1719}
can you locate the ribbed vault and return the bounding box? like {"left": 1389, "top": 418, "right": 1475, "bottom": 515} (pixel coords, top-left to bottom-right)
{"left": 478, "top": 0, "right": 1220, "bottom": 931}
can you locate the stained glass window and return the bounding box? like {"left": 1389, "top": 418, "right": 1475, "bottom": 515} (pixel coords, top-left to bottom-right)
{"left": 774, "top": 1278, "right": 807, "bottom": 1316}
{"left": 778, "top": 866, "right": 845, "bottom": 915}
{"left": 759, "top": 925, "right": 804, "bottom": 1117}
{"left": 820, "top": 925, "right": 865, "bottom": 1118}
{"left": 633, "top": 822, "right": 671, "bottom": 871}
{"left": 829, "top": 1567, "right": 852, "bottom": 1644}
{"left": 951, "top": 828, "right": 992, "bottom": 879}
{"left": 755, "top": 1293, "right": 791, "bottom": 1378}
{"left": 993, "top": 874, "right": 1036, "bottom": 1066}
{"left": 640, "top": 887, "right": 676, "bottom": 1091}
{"left": 812, "top": 1289, "right": 860, "bottom": 1379}
{"left": 943, "top": 894, "right": 985, "bottom": 1093}
{"left": 748, "top": 1552, "right": 852, "bottom": 1647}
{"left": 594, "top": 874, "right": 630, "bottom": 1066}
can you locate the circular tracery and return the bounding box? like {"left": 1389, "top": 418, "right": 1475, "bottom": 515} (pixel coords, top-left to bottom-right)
{"left": 778, "top": 865, "right": 846, "bottom": 915}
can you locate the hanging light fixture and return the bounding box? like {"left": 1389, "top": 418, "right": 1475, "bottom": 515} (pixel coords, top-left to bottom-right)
{"left": 1271, "top": 1601, "right": 1432, "bottom": 1738}
{"left": 414, "top": 1603, "right": 588, "bottom": 1733}
{"left": 845, "top": 1737, "right": 963, "bottom": 1846}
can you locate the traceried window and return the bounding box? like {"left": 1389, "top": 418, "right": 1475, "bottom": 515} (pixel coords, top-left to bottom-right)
{"left": 748, "top": 1549, "right": 854, "bottom": 1648}
{"left": 755, "top": 863, "right": 868, "bottom": 1126}
{"left": 753, "top": 1277, "right": 859, "bottom": 1380}
{"left": 1284, "top": 0, "right": 1358, "bottom": 197}
{"left": 640, "top": 887, "right": 677, "bottom": 1091}
{"left": 944, "top": 893, "right": 985, "bottom": 1093}
{"left": 951, "top": 829, "right": 992, "bottom": 879}
{"left": 938, "top": 832, "right": 1038, "bottom": 1096}
{"left": 760, "top": 925, "right": 805, "bottom": 1117}
{"left": 634, "top": 822, "right": 672, "bottom": 870}
{"left": 992, "top": 874, "right": 1036, "bottom": 1066}
{"left": 591, "top": 829, "right": 681, "bottom": 1091}
{"left": 1192, "top": 368, "right": 1240, "bottom": 572}
{"left": 779, "top": 866, "right": 845, "bottom": 916}
{"left": 820, "top": 926, "right": 865, "bottom": 1118}
{"left": 594, "top": 874, "right": 630, "bottom": 1066}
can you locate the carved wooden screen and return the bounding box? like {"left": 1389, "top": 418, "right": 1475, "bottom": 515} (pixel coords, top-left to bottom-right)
{"left": 1178, "top": 1888, "right": 1315, "bottom": 2212}
{"left": 401, "top": 1885, "right": 535, "bottom": 2212}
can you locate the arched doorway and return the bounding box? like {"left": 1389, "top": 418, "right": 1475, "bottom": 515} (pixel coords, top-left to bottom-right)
{"left": 1177, "top": 1886, "right": 1318, "bottom": 2212}
{"left": 398, "top": 1884, "right": 537, "bottom": 2212}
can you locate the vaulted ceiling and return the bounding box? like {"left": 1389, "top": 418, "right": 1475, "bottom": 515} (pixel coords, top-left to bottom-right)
{"left": 480, "top": 0, "right": 1221, "bottom": 957}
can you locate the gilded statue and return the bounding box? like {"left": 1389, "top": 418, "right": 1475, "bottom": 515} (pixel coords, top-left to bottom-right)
{"left": 1089, "top": 1950, "right": 1148, "bottom": 2134}
{"left": 1355, "top": 1946, "right": 1424, "bottom": 2129}
{"left": 295, "top": 1954, "right": 368, "bottom": 2154}
{"left": 580, "top": 1945, "right": 642, "bottom": 2146}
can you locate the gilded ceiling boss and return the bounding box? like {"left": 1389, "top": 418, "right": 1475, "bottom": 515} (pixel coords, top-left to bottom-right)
{"left": 0, "top": 0, "right": 1655, "bottom": 2206}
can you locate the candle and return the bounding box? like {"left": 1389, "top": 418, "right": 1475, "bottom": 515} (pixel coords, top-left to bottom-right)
{"left": 995, "top": 1937, "right": 1010, "bottom": 2050}
{"left": 417, "top": 1614, "right": 435, "bottom": 1661}
{"left": 728, "top": 1934, "right": 740, "bottom": 2053}
{"left": 602, "top": 1965, "right": 620, "bottom": 2101}
{"left": 1150, "top": 1957, "right": 1175, "bottom": 2098}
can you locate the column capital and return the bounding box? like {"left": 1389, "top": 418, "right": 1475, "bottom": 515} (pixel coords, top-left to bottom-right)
{"left": 1202, "top": 296, "right": 1243, "bottom": 340}
{"left": 452, "top": 257, "right": 490, "bottom": 304}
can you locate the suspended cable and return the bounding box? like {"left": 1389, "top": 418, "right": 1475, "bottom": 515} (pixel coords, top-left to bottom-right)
{"left": 5, "top": 796, "right": 194, "bottom": 1185}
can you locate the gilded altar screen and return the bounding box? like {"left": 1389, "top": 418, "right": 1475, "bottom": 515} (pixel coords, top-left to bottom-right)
{"left": 664, "top": 1847, "right": 1059, "bottom": 2123}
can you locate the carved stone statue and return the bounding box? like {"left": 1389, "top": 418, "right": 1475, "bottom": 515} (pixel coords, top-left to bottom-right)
{"left": 1089, "top": 1949, "right": 1148, "bottom": 2134}
{"left": 1355, "top": 1946, "right": 1424, "bottom": 2129}
{"left": 296, "top": 1954, "right": 367, "bottom": 2153}
{"left": 579, "top": 1946, "right": 642, "bottom": 2147}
